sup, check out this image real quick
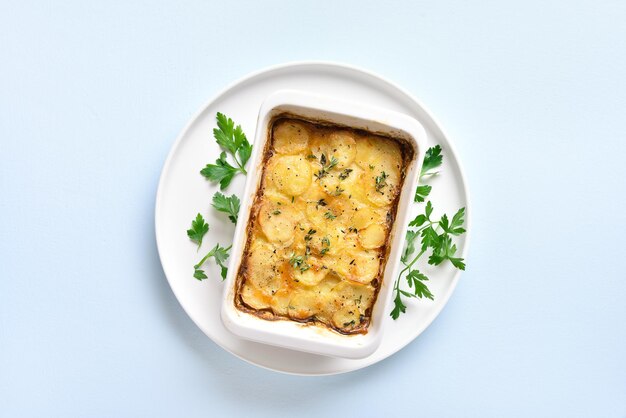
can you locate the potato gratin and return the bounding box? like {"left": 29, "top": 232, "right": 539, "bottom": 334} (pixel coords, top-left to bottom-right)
{"left": 234, "top": 117, "right": 413, "bottom": 334}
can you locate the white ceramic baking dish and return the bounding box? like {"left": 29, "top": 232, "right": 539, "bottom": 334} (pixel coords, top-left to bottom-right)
{"left": 220, "top": 90, "right": 426, "bottom": 359}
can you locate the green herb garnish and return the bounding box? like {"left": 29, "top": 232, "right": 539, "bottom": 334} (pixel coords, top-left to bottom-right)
{"left": 304, "top": 229, "right": 317, "bottom": 241}
{"left": 190, "top": 112, "right": 251, "bottom": 281}
{"left": 194, "top": 243, "right": 231, "bottom": 281}
{"left": 200, "top": 113, "right": 252, "bottom": 190}
{"left": 314, "top": 153, "right": 338, "bottom": 180}
{"left": 211, "top": 192, "right": 240, "bottom": 224}
{"left": 375, "top": 171, "right": 388, "bottom": 193}
{"left": 391, "top": 145, "right": 467, "bottom": 319}
{"left": 289, "top": 252, "right": 310, "bottom": 273}
{"left": 338, "top": 168, "right": 353, "bottom": 180}
{"left": 186, "top": 213, "right": 209, "bottom": 249}
{"left": 413, "top": 145, "right": 443, "bottom": 202}
{"left": 320, "top": 236, "right": 331, "bottom": 255}
{"left": 421, "top": 145, "right": 443, "bottom": 177}
{"left": 414, "top": 185, "right": 432, "bottom": 203}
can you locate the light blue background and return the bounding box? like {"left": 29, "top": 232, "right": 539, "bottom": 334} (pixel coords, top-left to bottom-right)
{"left": 1, "top": 1, "right": 625, "bottom": 416}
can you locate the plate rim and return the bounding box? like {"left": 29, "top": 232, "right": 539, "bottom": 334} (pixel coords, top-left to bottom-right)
{"left": 154, "top": 60, "right": 472, "bottom": 376}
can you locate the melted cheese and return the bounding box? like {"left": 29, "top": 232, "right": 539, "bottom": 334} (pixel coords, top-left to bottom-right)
{"left": 236, "top": 117, "right": 410, "bottom": 334}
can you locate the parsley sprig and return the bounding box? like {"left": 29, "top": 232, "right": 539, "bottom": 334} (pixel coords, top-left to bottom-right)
{"left": 187, "top": 210, "right": 232, "bottom": 281}
{"left": 211, "top": 192, "right": 240, "bottom": 224}
{"left": 391, "top": 145, "right": 467, "bottom": 319}
{"left": 186, "top": 213, "right": 209, "bottom": 249}
{"left": 421, "top": 145, "right": 443, "bottom": 177}
{"left": 414, "top": 145, "right": 442, "bottom": 202}
{"left": 194, "top": 243, "right": 231, "bottom": 280}
{"left": 200, "top": 113, "right": 252, "bottom": 190}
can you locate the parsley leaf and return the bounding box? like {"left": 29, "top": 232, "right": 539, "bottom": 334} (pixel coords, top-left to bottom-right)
{"left": 401, "top": 230, "right": 418, "bottom": 262}
{"left": 414, "top": 185, "right": 432, "bottom": 202}
{"left": 449, "top": 207, "right": 466, "bottom": 235}
{"left": 438, "top": 207, "right": 466, "bottom": 235}
{"left": 200, "top": 152, "right": 239, "bottom": 190}
{"left": 413, "top": 145, "right": 442, "bottom": 205}
{"left": 201, "top": 113, "right": 252, "bottom": 190}
{"left": 391, "top": 292, "right": 407, "bottom": 320}
{"left": 186, "top": 213, "right": 209, "bottom": 249}
{"left": 428, "top": 234, "right": 465, "bottom": 270}
{"left": 425, "top": 200, "right": 433, "bottom": 219}
{"left": 449, "top": 257, "right": 466, "bottom": 270}
{"left": 421, "top": 225, "right": 440, "bottom": 252}
{"left": 409, "top": 214, "right": 427, "bottom": 227}
{"left": 214, "top": 112, "right": 237, "bottom": 155}
{"left": 406, "top": 270, "right": 434, "bottom": 300}
{"left": 237, "top": 136, "right": 253, "bottom": 169}
{"left": 211, "top": 192, "right": 240, "bottom": 224}
{"left": 214, "top": 112, "right": 252, "bottom": 169}
{"left": 193, "top": 268, "right": 208, "bottom": 280}
{"left": 440, "top": 214, "right": 449, "bottom": 232}
{"left": 421, "top": 145, "right": 443, "bottom": 176}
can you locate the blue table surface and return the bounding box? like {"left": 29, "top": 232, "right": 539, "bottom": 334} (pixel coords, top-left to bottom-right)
{"left": 1, "top": 1, "right": 625, "bottom": 416}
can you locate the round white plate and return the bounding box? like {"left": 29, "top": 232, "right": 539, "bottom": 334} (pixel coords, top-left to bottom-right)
{"left": 155, "top": 62, "right": 470, "bottom": 376}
